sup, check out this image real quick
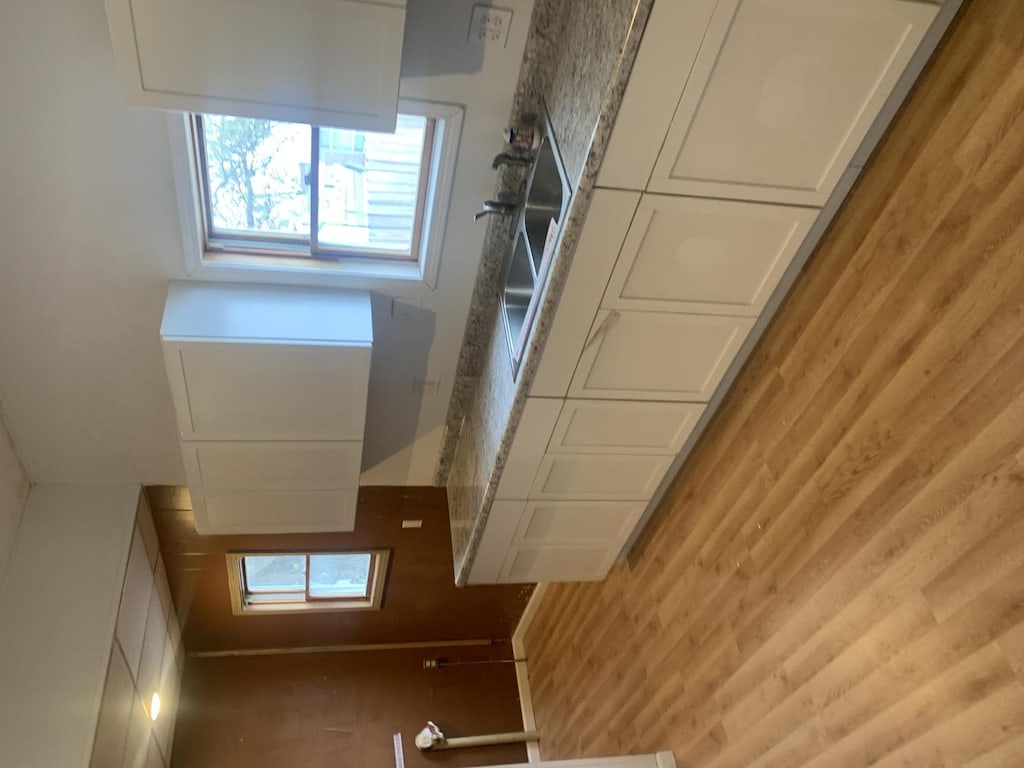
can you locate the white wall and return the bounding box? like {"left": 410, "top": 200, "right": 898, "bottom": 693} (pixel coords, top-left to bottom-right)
{"left": 0, "top": 0, "right": 534, "bottom": 487}
{"left": 0, "top": 412, "right": 29, "bottom": 582}
{"left": 0, "top": 484, "right": 138, "bottom": 768}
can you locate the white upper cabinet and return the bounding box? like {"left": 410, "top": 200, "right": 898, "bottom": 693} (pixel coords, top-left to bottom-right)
{"left": 161, "top": 282, "right": 372, "bottom": 534}
{"left": 104, "top": 0, "right": 406, "bottom": 131}
{"left": 604, "top": 195, "right": 817, "bottom": 316}
{"left": 648, "top": 0, "right": 938, "bottom": 204}
{"left": 570, "top": 311, "right": 753, "bottom": 402}
{"left": 161, "top": 283, "right": 372, "bottom": 442}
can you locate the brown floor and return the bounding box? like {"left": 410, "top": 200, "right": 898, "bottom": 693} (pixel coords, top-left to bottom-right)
{"left": 524, "top": 2, "right": 1024, "bottom": 766}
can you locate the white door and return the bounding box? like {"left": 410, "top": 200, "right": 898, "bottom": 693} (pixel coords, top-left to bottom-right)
{"left": 569, "top": 311, "right": 754, "bottom": 402}
{"left": 104, "top": 0, "right": 406, "bottom": 131}
{"left": 604, "top": 195, "right": 817, "bottom": 316}
{"left": 548, "top": 400, "right": 704, "bottom": 455}
{"left": 649, "top": 0, "right": 938, "bottom": 205}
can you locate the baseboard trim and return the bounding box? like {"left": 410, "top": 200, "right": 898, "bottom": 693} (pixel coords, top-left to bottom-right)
{"left": 512, "top": 584, "right": 548, "bottom": 763}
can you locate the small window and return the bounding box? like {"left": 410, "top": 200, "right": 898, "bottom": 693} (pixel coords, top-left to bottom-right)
{"left": 226, "top": 550, "right": 390, "bottom": 614}
{"left": 195, "top": 114, "right": 433, "bottom": 261}
{"left": 168, "top": 101, "right": 463, "bottom": 286}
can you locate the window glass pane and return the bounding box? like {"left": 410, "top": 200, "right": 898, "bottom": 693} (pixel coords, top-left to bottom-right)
{"left": 308, "top": 553, "right": 372, "bottom": 598}
{"left": 202, "top": 116, "right": 311, "bottom": 236}
{"left": 317, "top": 115, "right": 429, "bottom": 255}
{"left": 243, "top": 555, "right": 305, "bottom": 593}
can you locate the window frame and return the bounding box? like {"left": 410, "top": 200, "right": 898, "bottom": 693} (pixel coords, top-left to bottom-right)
{"left": 167, "top": 100, "right": 464, "bottom": 288}
{"left": 226, "top": 549, "right": 391, "bottom": 615}
{"left": 194, "top": 114, "right": 436, "bottom": 262}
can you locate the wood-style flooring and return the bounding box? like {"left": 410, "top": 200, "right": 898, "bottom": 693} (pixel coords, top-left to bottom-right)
{"left": 523, "top": 2, "right": 1024, "bottom": 765}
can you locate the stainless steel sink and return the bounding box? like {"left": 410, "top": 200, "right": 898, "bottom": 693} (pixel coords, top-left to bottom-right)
{"left": 523, "top": 136, "right": 569, "bottom": 272}
{"left": 499, "top": 110, "right": 572, "bottom": 375}
{"left": 501, "top": 231, "right": 535, "bottom": 356}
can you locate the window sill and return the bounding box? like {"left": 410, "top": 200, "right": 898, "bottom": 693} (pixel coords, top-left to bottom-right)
{"left": 193, "top": 251, "right": 433, "bottom": 287}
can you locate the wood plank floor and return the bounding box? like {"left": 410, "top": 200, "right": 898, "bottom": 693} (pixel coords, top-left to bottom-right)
{"left": 523, "top": 2, "right": 1024, "bottom": 766}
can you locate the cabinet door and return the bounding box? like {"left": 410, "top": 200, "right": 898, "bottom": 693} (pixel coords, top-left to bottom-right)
{"left": 466, "top": 500, "right": 526, "bottom": 585}
{"left": 498, "top": 544, "right": 620, "bottom": 583}
{"left": 531, "top": 190, "right": 641, "bottom": 398}
{"left": 549, "top": 400, "right": 704, "bottom": 455}
{"left": 604, "top": 195, "right": 816, "bottom": 316}
{"left": 164, "top": 342, "right": 371, "bottom": 441}
{"left": 104, "top": 0, "right": 405, "bottom": 131}
{"left": 181, "top": 441, "right": 362, "bottom": 491}
{"left": 649, "top": 0, "right": 938, "bottom": 205}
{"left": 192, "top": 489, "right": 357, "bottom": 534}
{"left": 513, "top": 501, "right": 646, "bottom": 546}
{"left": 530, "top": 454, "right": 673, "bottom": 501}
{"left": 569, "top": 311, "right": 753, "bottom": 402}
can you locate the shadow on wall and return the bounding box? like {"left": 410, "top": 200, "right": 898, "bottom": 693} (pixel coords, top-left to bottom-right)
{"left": 361, "top": 294, "right": 440, "bottom": 479}
{"left": 402, "top": 0, "right": 496, "bottom": 77}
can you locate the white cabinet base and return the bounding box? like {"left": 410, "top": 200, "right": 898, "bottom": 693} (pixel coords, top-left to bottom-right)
{"left": 194, "top": 489, "right": 358, "bottom": 535}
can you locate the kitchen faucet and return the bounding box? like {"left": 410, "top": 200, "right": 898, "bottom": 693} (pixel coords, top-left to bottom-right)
{"left": 473, "top": 198, "right": 520, "bottom": 221}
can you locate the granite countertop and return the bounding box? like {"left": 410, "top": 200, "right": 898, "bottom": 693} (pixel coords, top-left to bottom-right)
{"left": 438, "top": 0, "right": 654, "bottom": 585}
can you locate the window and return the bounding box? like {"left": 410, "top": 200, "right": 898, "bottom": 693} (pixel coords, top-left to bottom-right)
{"left": 168, "top": 102, "right": 462, "bottom": 286}
{"left": 226, "top": 550, "right": 390, "bottom": 615}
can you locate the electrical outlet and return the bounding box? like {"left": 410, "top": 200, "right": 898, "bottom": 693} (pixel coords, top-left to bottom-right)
{"left": 402, "top": 520, "right": 423, "bottom": 529}
{"left": 468, "top": 5, "right": 513, "bottom": 48}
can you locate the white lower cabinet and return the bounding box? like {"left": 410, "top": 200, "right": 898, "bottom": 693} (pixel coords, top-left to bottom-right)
{"left": 468, "top": 499, "right": 646, "bottom": 584}
{"left": 648, "top": 0, "right": 938, "bottom": 205}
{"left": 570, "top": 310, "right": 754, "bottom": 402}
{"left": 530, "top": 454, "right": 673, "bottom": 501}
{"left": 548, "top": 400, "right": 704, "bottom": 455}
{"left": 513, "top": 500, "right": 646, "bottom": 545}
{"left": 604, "top": 194, "right": 817, "bottom": 316}
{"left": 471, "top": 397, "right": 688, "bottom": 584}
{"left": 500, "top": 544, "right": 620, "bottom": 583}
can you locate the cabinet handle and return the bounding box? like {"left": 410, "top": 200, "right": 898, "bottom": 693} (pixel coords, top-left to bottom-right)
{"left": 583, "top": 311, "right": 620, "bottom": 354}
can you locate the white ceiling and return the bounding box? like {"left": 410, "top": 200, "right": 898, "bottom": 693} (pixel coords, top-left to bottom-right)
{"left": 0, "top": 0, "right": 534, "bottom": 485}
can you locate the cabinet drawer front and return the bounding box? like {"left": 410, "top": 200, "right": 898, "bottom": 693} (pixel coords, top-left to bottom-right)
{"left": 570, "top": 311, "right": 753, "bottom": 402}
{"left": 649, "top": 0, "right": 937, "bottom": 204}
{"left": 166, "top": 342, "right": 371, "bottom": 441}
{"left": 193, "top": 489, "right": 357, "bottom": 534}
{"left": 514, "top": 501, "right": 646, "bottom": 546}
{"left": 530, "top": 454, "right": 672, "bottom": 500}
{"left": 499, "top": 545, "right": 618, "bottom": 584}
{"left": 182, "top": 442, "right": 361, "bottom": 490}
{"left": 550, "top": 400, "right": 704, "bottom": 455}
{"left": 605, "top": 196, "right": 816, "bottom": 315}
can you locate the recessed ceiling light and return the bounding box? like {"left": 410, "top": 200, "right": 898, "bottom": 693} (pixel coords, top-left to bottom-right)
{"left": 149, "top": 692, "right": 161, "bottom": 721}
